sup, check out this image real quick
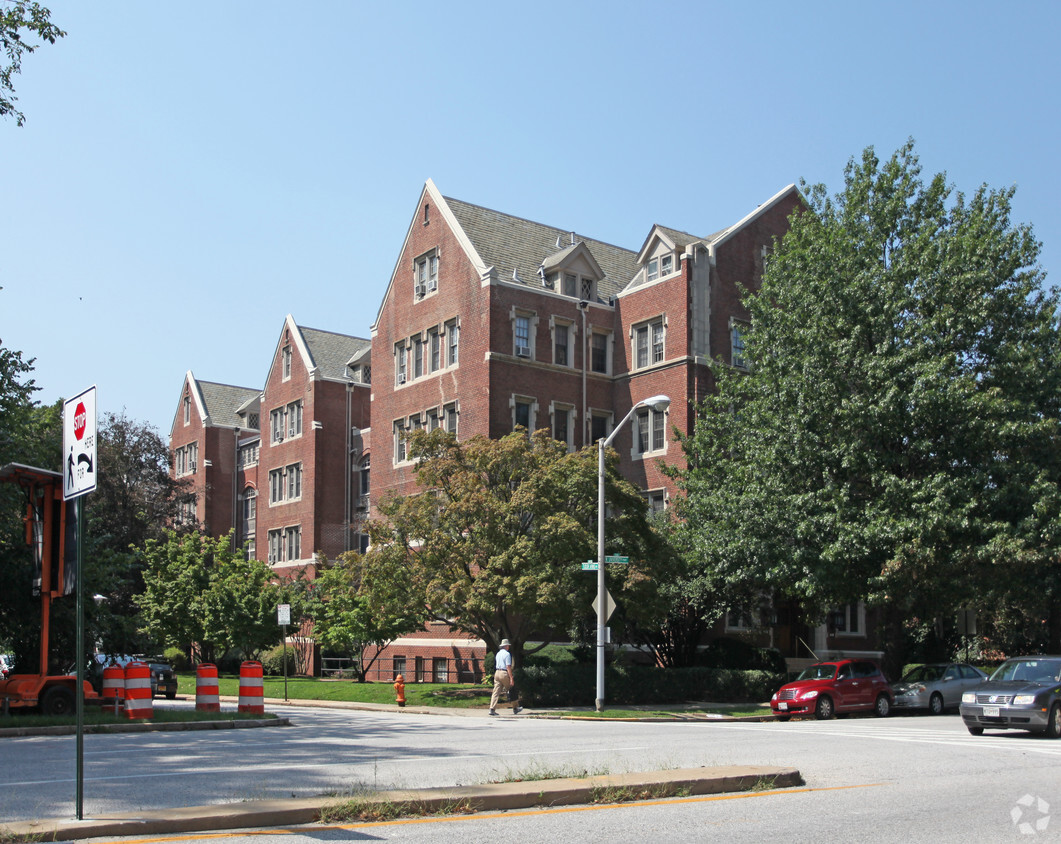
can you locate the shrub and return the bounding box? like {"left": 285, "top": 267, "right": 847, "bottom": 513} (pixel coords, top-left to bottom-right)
{"left": 699, "top": 638, "right": 787, "bottom": 674}
{"left": 260, "top": 645, "right": 296, "bottom": 676}
{"left": 516, "top": 663, "right": 783, "bottom": 707}
{"left": 163, "top": 647, "right": 189, "bottom": 671}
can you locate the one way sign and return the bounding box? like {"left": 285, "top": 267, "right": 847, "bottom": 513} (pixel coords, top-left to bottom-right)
{"left": 63, "top": 385, "right": 97, "bottom": 500}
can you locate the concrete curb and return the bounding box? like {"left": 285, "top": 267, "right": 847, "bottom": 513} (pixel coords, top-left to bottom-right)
{"left": 0, "top": 765, "right": 802, "bottom": 842}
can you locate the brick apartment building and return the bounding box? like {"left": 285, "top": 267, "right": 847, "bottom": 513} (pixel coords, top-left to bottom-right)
{"left": 171, "top": 181, "right": 881, "bottom": 678}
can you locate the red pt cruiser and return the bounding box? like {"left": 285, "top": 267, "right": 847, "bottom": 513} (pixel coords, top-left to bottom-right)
{"left": 771, "top": 659, "right": 893, "bottom": 720}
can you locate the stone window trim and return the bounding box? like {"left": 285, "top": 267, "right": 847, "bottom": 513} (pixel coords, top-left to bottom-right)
{"left": 549, "top": 316, "right": 576, "bottom": 368}
{"left": 269, "top": 401, "right": 303, "bottom": 444}
{"left": 413, "top": 247, "right": 440, "bottom": 299}
{"left": 631, "top": 405, "right": 669, "bottom": 460}
{"left": 589, "top": 329, "right": 612, "bottom": 375}
{"left": 631, "top": 316, "right": 666, "bottom": 371}
{"left": 589, "top": 409, "right": 614, "bottom": 445}
{"left": 510, "top": 307, "right": 538, "bottom": 359}
{"left": 642, "top": 488, "right": 667, "bottom": 515}
{"left": 510, "top": 394, "right": 538, "bottom": 435}
{"left": 549, "top": 401, "right": 575, "bottom": 451}
{"left": 282, "top": 344, "right": 293, "bottom": 381}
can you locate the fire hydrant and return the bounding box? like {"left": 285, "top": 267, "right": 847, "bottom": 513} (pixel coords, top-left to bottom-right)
{"left": 394, "top": 674, "right": 406, "bottom": 707}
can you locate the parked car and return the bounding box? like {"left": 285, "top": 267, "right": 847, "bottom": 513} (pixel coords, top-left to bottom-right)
{"left": 92, "top": 654, "right": 178, "bottom": 700}
{"left": 771, "top": 659, "right": 893, "bottom": 720}
{"left": 959, "top": 655, "right": 1061, "bottom": 738}
{"left": 892, "top": 662, "right": 988, "bottom": 715}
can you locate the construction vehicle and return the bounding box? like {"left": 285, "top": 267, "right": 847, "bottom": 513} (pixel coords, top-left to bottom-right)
{"left": 0, "top": 462, "right": 99, "bottom": 715}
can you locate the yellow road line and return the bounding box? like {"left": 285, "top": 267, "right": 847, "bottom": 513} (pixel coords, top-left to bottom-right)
{"left": 84, "top": 782, "right": 886, "bottom": 843}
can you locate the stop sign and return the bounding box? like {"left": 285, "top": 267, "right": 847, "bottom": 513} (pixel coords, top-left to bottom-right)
{"left": 74, "top": 401, "right": 87, "bottom": 441}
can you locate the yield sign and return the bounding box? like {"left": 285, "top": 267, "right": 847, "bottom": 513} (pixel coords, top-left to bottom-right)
{"left": 63, "top": 385, "right": 98, "bottom": 500}
{"left": 592, "top": 588, "right": 617, "bottom": 624}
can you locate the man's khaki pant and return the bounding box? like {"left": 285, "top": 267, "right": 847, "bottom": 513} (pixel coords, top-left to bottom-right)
{"left": 490, "top": 669, "right": 515, "bottom": 710}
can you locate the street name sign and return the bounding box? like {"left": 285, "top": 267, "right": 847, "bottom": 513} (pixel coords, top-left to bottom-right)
{"left": 605, "top": 555, "right": 629, "bottom": 564}
{"left": 582, "top": 561, "right": 600, "bottom": 571}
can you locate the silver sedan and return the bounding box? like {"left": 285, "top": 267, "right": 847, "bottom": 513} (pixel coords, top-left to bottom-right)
{"left": 891, "top": 662, "right": 988, "bottom": 715}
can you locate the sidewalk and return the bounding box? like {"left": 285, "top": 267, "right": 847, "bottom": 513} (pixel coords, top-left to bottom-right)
{"left": 1, "top": 764, "right": 802, "bottom": 842}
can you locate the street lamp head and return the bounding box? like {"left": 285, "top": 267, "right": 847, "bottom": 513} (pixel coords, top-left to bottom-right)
{"left": 641, "top": 394, "right": 671, "bottom": 412}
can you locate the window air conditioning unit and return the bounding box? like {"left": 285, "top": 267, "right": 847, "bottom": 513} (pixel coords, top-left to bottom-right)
{"left": 516, "top": 346, "right": 530, "bottom": 358}
{"left": 358, "top": 494, "right": 369, "bottom": 510}
{"left": 415, "top": 284, "right": 426, "bottom": 298}
{"left": 189, "top": 461, "right": 197, "bottom": 473}
{"left": 398, "top": 373, "right": 407, "bottom": 384}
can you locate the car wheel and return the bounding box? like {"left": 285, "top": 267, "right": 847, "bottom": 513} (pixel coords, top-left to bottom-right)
{"left": 41, "top": 685, "right": 76, "bottom": 717}
{"left": 874, "top": 694, "right": 891, "bottom": 718}
{"left": 1046, "top": 703, "right": 1061, "bottom": 739}
{"left": 815, "top": 695, "right": 834, "bottom": 720}
{"left": 967, "top": 726, "right": 984, "bottom": 736}
{"left": 929, "top": 693, "right": 944, "bottom": 715}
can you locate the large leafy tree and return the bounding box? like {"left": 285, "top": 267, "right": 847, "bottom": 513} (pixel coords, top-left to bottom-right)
{"left": 306, "top": 552, "right": 424, "bottom": 681}
{"left": 363, "top": 428, "right": 669, "bottom": 667}
{"left": 138, "top": 530, "right": 282, "bottom": 662}
{"left": 1, "top": 1, "right": 64, "bottom": 126}
{"left": 676, "top": 141, "right": 1061, "bottom": 672}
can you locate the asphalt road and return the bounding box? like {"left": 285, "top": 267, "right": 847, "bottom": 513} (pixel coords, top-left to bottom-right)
{"left": 3, "top": 703, "right": 1060, "bottom": 841}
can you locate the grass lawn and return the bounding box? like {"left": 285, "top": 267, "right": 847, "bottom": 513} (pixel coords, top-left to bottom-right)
{"left": 177, "top": 673, "right": 495, "bottom": 708}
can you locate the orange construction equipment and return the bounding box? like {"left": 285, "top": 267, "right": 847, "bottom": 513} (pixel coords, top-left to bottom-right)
{"left": 123, "top": 661, "right": 153, "bottom": 719}
{"left": 394, "top": 674, "right": 406, "bottom": 707}
{"left": 195, "top": 663, "right": 220, "bottom": 712}
{"left": 238, "top": 660, "right": 265, "bottom": 714}
{"left": 0, "top": 463, "right": 99, "bottom": 715}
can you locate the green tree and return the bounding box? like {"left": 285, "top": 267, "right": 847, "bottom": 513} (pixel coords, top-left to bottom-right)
{"left": 201, "top": 553, "right": 282, "bottom": 660}
{"left": 1, "top": 1, "right": 64, "bottom": 126}
{"left": 676, "top": 140, "right": 1061, "bottom": 673}
{"left": 307, "top": 552, "right": 423, "bottom": 681}
{"left": 363, "top": 428, "right": 668, "bottom": 667}
{"left": 136, "top": 530, "right": 213, "bottom": 659}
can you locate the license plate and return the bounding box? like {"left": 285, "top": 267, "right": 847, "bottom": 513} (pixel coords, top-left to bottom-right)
{"left": 983, "top": 706, "right": 999, "bottom": 717}
{"left": 778, "top": 702, "right": 788, "bottom": 711}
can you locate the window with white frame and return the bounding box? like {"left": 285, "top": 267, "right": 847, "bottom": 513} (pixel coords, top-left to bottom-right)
{"left": 175, "top": 494, "right": 196, "bottom": 525}
{"left": 183, "top": 395, "right": 191, "bottom": 425}
{"left": 394, "top": 420, "right": 408, "bottom": 463}
{"left": 238, "top": 442, "right": 259, "bottom": 468}
{"left": 282, "top": 344, "right": 292, "bottom": 380}
{"left": 590, "top": 330, "right": 609, "bottom": 374}
{"left": 268, "top": 529, "right": 281, "bottom": 564}
{"left": 513, "top": 312, "right": 533, "bottom": 358}
{"left": 646, "top": 252, "right": 675, "bottom": 282}
{"left": 413, "top": 336, "right": 424, "bottom": 378}
{"left": 239, "top": 488, "right": 256, "bottom": 557}
{"left": 551, "top": 403, "right": 574, "bottom": 449}
{"left": 590, "top": 411, "right": 612, "bottom": 444}
{"left": 561, "top": 272, "right": 596, "bottom": 301}
{"left": 286, "top": 401, "right": 302, "bottom": 438}
{"left": 731, "top": 321, "right": 748, "bottom": 369}
{"left": 513, "top": 396, "right": 535, "bottom": 434}
{"left": 432, "top": 657, "right": 449, "bottom": 682}
{"left": 174, "top": 442, "right": 199, "bottom": 477}
{"left": 395, "top": 341, "right": 407, "bottom": 384}
{"left": 428, "top": 327, "right": 441, "bottom": 372}
{"left": 269, "top": 402, "right": 303, "bottom": 443}
{"left": 829, "top": 602, "right": 864, "bottom": 635}
{"left": 443, "top": 402, "right": 458, "bottom": 434}
{"left": 286, "top": 462, "right": 302, "bottom": 500}
{"left": 633, "top": 317, "right": 665, "bottom": 369}
{"left": 445, "top": 318, "right": 459, "bottom": 366}
{"left": 635, "top": 406, "right": 667, "bottom": 456}
{"left": 552, "top": 320, "right": 572, "bottom": 367}
{"left": 642, "top": 490, "right": 666, "bottom": 515}
{"left": 426, "top": 407, "right": 440, "bottom": 430}
{"left": 285, "top": 525, "right": 301, "bottom": 562}
{"left": 414, "top": 250, "right": 438, "bottom": 296}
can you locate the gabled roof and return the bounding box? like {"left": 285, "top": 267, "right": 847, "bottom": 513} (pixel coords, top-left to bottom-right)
{"left": 444, "top": 195, "right": 639, "bottom": 301}
{"left": 174, "top": 371, "right": 259, "bottom": 432}
{"left": 298, "top": 324, "right": 371, "bottom": 381}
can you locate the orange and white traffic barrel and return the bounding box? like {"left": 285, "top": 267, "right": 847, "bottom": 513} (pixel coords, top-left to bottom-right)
{"left": 101, "top": 665, "right": 125, "bottom": 714}
{"left": 124, "top": 661, "right": 154, "bottom": 720}
{"left": 195, "top": 663, "right": 220, "bottom": 712}
{"left": 238, "top": 660, "right": 264, "bottom": 715}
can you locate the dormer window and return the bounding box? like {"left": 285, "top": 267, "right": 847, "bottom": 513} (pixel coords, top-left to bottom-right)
{"left": 559, "top": 272, "right": 595, "bottom": 301}
{"left": 646, "top": 254, "right": 674, "bottom": 282}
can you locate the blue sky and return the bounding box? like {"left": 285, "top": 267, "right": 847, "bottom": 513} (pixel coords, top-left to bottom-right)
{"left": 3, "top": 1, "right": 1059, "bottom": 438}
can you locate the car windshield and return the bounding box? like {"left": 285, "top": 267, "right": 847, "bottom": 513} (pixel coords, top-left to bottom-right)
{"left": 990, "top": 659, "right": 1061, "bottom": 684}
{"left": 901, "top": 665, "right": 945, "bottom": 682}
{"left": 796, "top": 664, "right": 837, "bottom": 681}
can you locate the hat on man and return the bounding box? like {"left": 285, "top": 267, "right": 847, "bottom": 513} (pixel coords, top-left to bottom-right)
{"left": 499, "top": 639, "right": 511, "bottom": 648}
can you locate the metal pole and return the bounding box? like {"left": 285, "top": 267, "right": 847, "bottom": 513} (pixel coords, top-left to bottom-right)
{"left": 75, "top": 495, "right": 84, "bottom": 820}
{"left": 283, "top": 625, "right": 289, "bottom": 702}
{"left": 596, "top": 438, "right": 606, "bottom": 711}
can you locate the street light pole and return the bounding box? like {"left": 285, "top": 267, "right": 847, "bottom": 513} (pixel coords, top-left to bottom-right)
{"left": 596, "top": 393, "right": 670, "bottom": 711}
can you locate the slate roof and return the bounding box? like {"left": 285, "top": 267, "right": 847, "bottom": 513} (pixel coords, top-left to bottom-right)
{"left": 196, "top": 380, "right": 260, "bottom": 428}
{"left": 297, "top": 325, "right": 371, "bottom": 381}
{"left": 444, "top": 196, "right": 641, "bottom": 302}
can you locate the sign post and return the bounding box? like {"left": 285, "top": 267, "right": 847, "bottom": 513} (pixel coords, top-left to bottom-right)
{"left": 277, "top": 603, "right": 291, "bottom": 701}
{"left": 63, "top": 385, "right": 97, "bottom": 822}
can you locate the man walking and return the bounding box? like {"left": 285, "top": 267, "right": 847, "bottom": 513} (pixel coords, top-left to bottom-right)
{"left": 489, "top": 639, "right": 522, "bottom": 716}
